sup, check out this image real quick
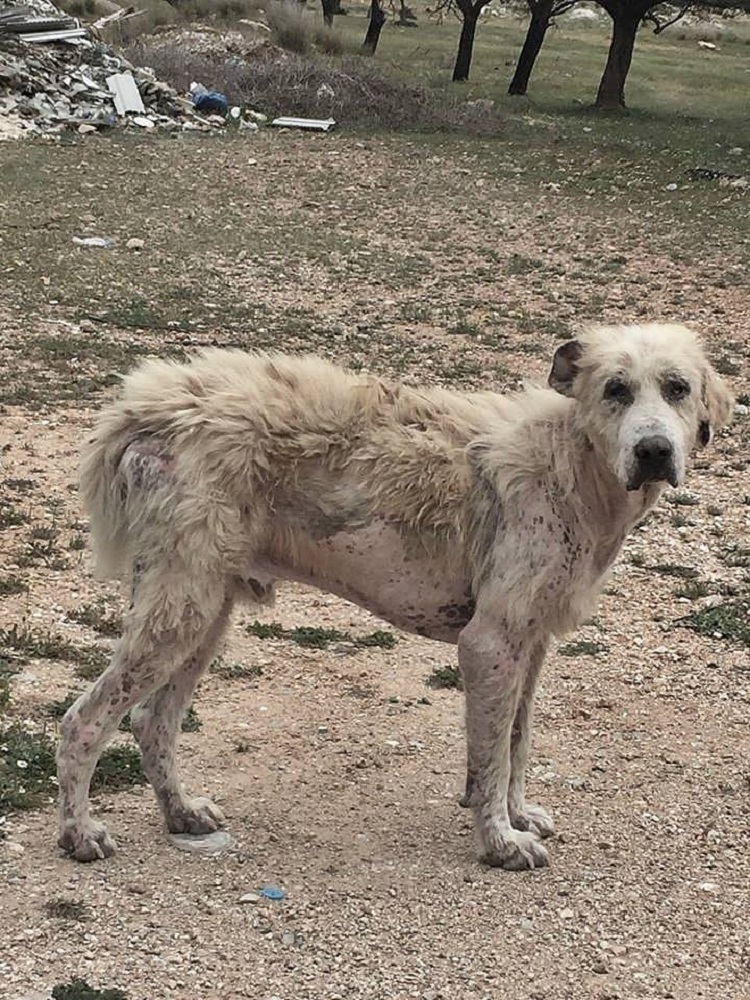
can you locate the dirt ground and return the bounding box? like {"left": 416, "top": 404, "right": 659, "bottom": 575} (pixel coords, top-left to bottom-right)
{"left": 0, "top": 128, "right": 749, "bottom": 1000}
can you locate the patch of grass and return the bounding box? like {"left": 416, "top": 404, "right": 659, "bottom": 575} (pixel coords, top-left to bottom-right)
{"left": 44, "top": 898, "right": 90, "bottom": 922}
{"left": 712, "top": 354, "right": 741, "bottom": 376}
{"left": 426, "top": 664, "right": 463, "bottom": 690}
{"left": 720, "top": 545, "right": 750, "bottom": 569}
{"left": 91, "top": 745, "right": 145, "bottom": 794}
{"left": 73, "top": 647, "right": 111, "bottom": 681}
{"left": 209, "top": 656, "right": 263, "bottom": 680}
{"left": 46, "top": 692, "right": 79, "bottom": 719}
{"left": 352, "top": 630, "right": 398, "bottom": 650}
{"left": 680, "top": 600, "right": 750, "bottom": 648}
{"left": 68, "top": 600, "right": 122, "bottom": 638}
{"left": 668, "top": 492, "right": 700, "bottom": 507}
{"left": 52, "top": 980, "right": 128, "bottom": 1000}
{"left": 675, "top": 580, "right": 711, "bottom": 600}
{"left": 651, "top": 563, "right": 699, "bottom": 580}
{"left": 1, "top": 625, "right": 75, "bottom": 664}
{"left": 180, "top": 704, "right": 202, "bottom": 733}
{"left": 0, "top": 506, "right": 28, "bottom": 530}
{"left": 69, "top": 534, "right": 87, "bottom": 551}
{"left": 0, "top": 575, "right": 27, "bottom": 596}
{"left": 247, "top": 621, "right": 285, "bottom": 641}
{"left": 247, "top": 621, "right": 397, "bottom": 650}
{"left": 670, "top": 513, "right": 692, "bottom": 528}
{"left": 0, "top": 724, "right": 57, "bottom": 813}
{"left": 558, "top": 640, "right": 608, "bottom": 657}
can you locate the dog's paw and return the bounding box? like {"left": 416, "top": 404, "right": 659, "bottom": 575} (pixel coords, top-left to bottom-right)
{"left": 509, "top": 802, "right": 555, "bottom": 839}
{"left": 477, "top": 825, "right": 550, "bottom": 871}
{"left": 166, "top": 796, "right": 225, "bottom": 835}
{"left": 58, "top": 820, "right": 116, "bottom": 862}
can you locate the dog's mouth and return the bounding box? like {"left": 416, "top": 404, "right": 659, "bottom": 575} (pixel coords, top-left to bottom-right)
{"left": 626, "top": 468, "right": 679, "bottom": 491}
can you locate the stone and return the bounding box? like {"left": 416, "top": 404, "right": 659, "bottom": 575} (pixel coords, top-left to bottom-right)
{"left": 126, "top": 237, "right": 145, "bottom": 250}
{"left": 238, "top": 892, "right": 261, "bottom": 904}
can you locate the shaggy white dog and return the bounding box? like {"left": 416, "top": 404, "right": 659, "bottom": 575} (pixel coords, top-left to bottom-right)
{"left": 57, "top": 323, "right": 733, "bottom": 869}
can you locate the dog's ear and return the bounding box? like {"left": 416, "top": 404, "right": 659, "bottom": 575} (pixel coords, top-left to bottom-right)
{"left": 698, "top": 365, "right": 734, "bottom": 448}
{"left": 548, "top": 340, "right": 583, "bottom": 397}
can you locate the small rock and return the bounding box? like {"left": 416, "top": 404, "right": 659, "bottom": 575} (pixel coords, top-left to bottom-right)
{"left": 665, "top": 183, "right": 678, "bottom": 191}
{"left": 5, "top": 840, "right": 25, "bottom": 856}
{"left": 559, "top": 907, "right": 575, "bottom": 920}
{"left": 126, "top": 238, "right": 145, "bottom": 250}
{"left": 239, "top": 892, "right": 261, "bottom": 904}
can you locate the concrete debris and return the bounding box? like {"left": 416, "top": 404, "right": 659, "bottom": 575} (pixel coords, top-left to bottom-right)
{"left": 0, "top": 0, "right": 235, "bottom": 136}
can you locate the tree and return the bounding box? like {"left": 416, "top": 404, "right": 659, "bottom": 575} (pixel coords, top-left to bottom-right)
{"left": 321, "top": 0, "right": 347, "bottom": 27}
{"left": 362, "top": 0, "right": 387, "bottom": 52}
{"left": 508, "top": 0, "right": 578, "bottom": 96}
{"left": 429, "top": 0, "right": 491, "bottom": 81}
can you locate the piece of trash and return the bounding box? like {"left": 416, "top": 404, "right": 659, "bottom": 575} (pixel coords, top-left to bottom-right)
{"left": 73, "top": 236, "right": 114, "bottom": 248}
{"left": 665, "top": 183, "right": 678, "bottom": 191}
{"left": 133, "top": 116, "right": 155, "bottom": 129}
{"left": 169, "top": 830, "right": 234, "bottom": 855}
{"left": 271, "top": 117, "right": 336, "bottom": 132}
{"left": 260, "top": 885, "right": 285, "bottom": 900}
{"left": 246, "top": 110, "right": 268, "bottom": 123}
{"left": 697, "top": 40, "right": 717, "bottom": 51}
{"left": 316, "top": 82, "right": 335, "bottom": 100}
{"left": 106, "top": 72, "right": 146, "bottom": 116}
{"left": 190, "top": 83, "right": 229, "bottom": 115}
{"left": 126, "top": 238, "right": 145, "bottom": 250}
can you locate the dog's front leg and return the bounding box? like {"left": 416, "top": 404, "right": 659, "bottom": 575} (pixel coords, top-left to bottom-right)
{"left": 507, "top": 638, "right": 555, "bottom": 840}
{"left": 459, "top": 613, "right": 549, "bottom": 871}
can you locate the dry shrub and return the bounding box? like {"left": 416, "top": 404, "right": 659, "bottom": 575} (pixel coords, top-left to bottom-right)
{"left": 174, "top": 0, "right": 266, "bottom": 21}
{"left": 123, "top": 41, "right": 504, "bottom": 134}
{"left": 265, "top": 0, "right": 314, "bottom": 54}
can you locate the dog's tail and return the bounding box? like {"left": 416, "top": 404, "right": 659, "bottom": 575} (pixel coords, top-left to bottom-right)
{"left": 79, "top": 396, "right": 145, "bottom": 580}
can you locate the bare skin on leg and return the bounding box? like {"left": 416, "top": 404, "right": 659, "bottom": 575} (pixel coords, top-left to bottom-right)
{"left": 130, "top": 596, "right": 234, "bottom": 835}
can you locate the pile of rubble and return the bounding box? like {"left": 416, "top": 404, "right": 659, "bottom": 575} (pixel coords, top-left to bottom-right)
{"left": 0, "top": 0, "right": 229, "bottom": 137}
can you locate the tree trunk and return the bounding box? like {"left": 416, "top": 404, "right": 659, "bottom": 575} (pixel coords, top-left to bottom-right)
{"left": 452, "top": 6, "right": 480, "bottom": 82}
{"left": 508, "top": 14, "right": 550, "bottom": 96}
{"left": 321, "top": 0, "right": 336, "bottom": 26}
{"left": 595, "top": 11, "right": 640, "bottom": 109}
{"left": 362, "top": 0, "right": 386, "bottom": 53}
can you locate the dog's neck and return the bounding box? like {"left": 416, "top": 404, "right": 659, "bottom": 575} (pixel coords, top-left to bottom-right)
{"left": 563, "top": 422, "right": 664, "bottom": 571}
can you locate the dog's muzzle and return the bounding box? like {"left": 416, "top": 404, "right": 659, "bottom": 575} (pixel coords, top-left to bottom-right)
{"left": 627, "top": 434, "right": 678, "bottom": 491}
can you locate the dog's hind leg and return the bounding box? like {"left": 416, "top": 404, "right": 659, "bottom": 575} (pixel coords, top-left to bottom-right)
{"left": 57, "top": 570, "right": 227, "bottom": 862}
{"left": 506, "top": 638, "right": 555, "bottom": 839}
{"left": 129, "top": 594, "right": 234, "bottom": 836}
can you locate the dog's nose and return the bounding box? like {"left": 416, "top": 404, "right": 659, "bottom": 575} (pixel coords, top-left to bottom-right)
{"left": 630, "top": 434, "right": 675, "bottom": 488}
{"left": 635, "top": 435, "right": 673, "bottom": 467}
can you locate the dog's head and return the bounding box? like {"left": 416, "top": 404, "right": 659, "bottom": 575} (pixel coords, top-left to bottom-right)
{"left": 548, "top": 323, "right": 733, "bottom": 492}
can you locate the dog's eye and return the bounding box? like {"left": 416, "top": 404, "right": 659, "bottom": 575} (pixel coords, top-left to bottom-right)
{"left": 603, "top": 378, "right": 633, "bottom": 406}
{"left": 662, "top": 376, "right": 690, "bottom": 403}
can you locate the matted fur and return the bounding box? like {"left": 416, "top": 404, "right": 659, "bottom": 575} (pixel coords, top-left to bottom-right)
{"left": 58, "top": 323, "right": 733, "bottom": 869}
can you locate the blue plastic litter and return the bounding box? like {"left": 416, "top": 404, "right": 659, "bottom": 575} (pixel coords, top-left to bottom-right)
{"left": 260, "top": 886, "right": 286, "bottom": 901}
{"left": 192, "top": 88, "right": 229, "bottom": 114}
